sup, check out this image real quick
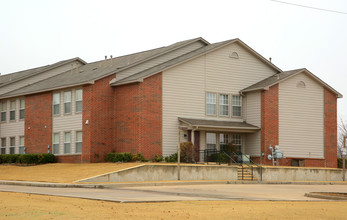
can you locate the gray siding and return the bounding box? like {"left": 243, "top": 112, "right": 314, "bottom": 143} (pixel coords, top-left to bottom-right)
{"left": 279, "top": 73, "right": 324, "bottom": 158}
{"left": 245, "top": 91, "right": 261, "bottom": 156}
{"left": 0, "top": 99, "right": 25, "bottom": 154}
{"left": 116, "top": 41, "right": 206, "bottom": 82}
{"left": 162, "top": 42, "right": 277, "bottom": 156}
{"left": 52, "top": 88, "right": 82, "bottom": 155}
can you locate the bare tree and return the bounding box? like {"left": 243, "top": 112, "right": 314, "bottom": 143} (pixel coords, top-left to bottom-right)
{"left": 338, "top": 116, "right": 347, "bottom": 158}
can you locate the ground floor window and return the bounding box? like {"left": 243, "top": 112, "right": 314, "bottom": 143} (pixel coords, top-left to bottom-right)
{"left": 19, "top": 136, "right": 25, "bottom": 154}
{"left": 53, "top": 133, "right": 60, "bottom": 154}
{"left": 64, "top": 132, "right": 71, "bottom": 154}
{"left": 0, "top": 138, "right": 6, "bottom": 154}
{"left": 75, "top": 131, "right": 82, "bottom": 153}
{"left": 219, "top": 133, "right": 230, "bottom": 152}
{"left": 206, "top": 133, "right": 217, "bottom": 150}
{"left": 9, "top": 137, "right": 15, "bottom": 154}
{"left": 232, "top": 134, "right": 242, "bottom": 152}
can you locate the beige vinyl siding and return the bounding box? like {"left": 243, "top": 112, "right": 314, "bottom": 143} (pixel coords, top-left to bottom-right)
{"left": 279, "top": 73, "right": 324, "bottom": 158}
{"left": 0, "top": 99, "right": 25, "bottom": 154}
{"left": 162, "top": 42, "right": 277, "bottom": 156}
{"left": 244, "top": 91, "right": 261, "bottom": 156}
{"left": 116, "top": 41, "right": 205, "bottom": 82}
{"left": 205, "top": 43, "right": 276, "bottom": 94}
{"left": 52, "top": 88, "right": 82, "bottom": 154}
{"left": 0, "top": 62, "right": 82, "bottom": 96}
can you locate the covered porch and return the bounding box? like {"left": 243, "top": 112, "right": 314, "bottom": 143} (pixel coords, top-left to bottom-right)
{"left": 178, "top": 117, "right": 260, "bottom": 163}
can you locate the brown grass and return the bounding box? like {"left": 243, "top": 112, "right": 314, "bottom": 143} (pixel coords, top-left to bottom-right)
{"left": 0, "top": 163, "right": 144, "bottom": 183}
{"left": 0, "top": 192, "right": 346, "bottom": 219}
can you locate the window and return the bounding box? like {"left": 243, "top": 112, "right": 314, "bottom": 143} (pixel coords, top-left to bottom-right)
{"left": 206, "top": 93, "right": 216, "bottom": 115}
{"left": 206, "top": 133, "right": 217, "bottom": 150}
{"left": 64, "top": 91, "right": 71, "bottom": 114}
{"left": 232, "top": 95, "right": 242, "bottom": 117}
{"left": 19, "top": 136, "right": 25, "bottom": 154}
{"left": 1, "top": 102, "right": 6, "bottom": 122}
{"left": 219, "top": 94, "right": 229, "bottom": 116}
{"left": 53, "top": 133, "right": 60, "bottom": 154}
{"left": 0, "top": 138, "right": 6, "bottom": 154}
{"left": 53, "top": 93, "right": 60, "bottom": 115}
{"left": 64, "top": 132, "right": 71, "bottom": 154}
{"left": 232, "top": 134, "right": 242, "bottom": 152}
{"left": 219, "top": 133, "right": 229, "bottom": 152}
{"left": 76, "top": 131, "right": 82, "bottom": 153}
{"left": 75, "top": 89, "right": 83, "bottom": 113}
{"left": 10, "top": 101, "right": 16, "bottom": 121}
{"left": 10, "top": 137, "right": 15, "bottom": 154}
{"left": 20, "top": 99, "right": 25, "bottom": 119}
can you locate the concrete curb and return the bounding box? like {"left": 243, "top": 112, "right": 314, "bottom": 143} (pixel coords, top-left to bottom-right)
{"left": 305, "top": 192, "right": 347, "bottom": 200}
{"left": 1, "top": 180, "right": 347, "bottom": 189}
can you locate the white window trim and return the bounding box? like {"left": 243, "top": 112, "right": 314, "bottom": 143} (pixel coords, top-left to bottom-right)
{"left": 64, "top": 132, "right": 71, "bottom": 154}
{"left": 9, "top": 100, "right": 16, "bottom": 121}
{"left": 75, "top": 131, "right": 82, "bottom": 154}
{"left": 231, "top": 95, "right": 242, "bottom": 117}
{"left": 75, "top": 89, "right": 83, "bottom": 113}
{"left": 19, "top": 99, "right": 25, "bottom": 120}
{"left": 64, "top": 91, "right": 72, "bottom": 115}
{"left": 206, "top": 92, "right": 217, "bottom": 116}
{"left": 53, "top": 133, "right": 60, "bottom": 155}
{"left": 53, "top": 93, "right": 60, "bottom": 116}
{"left": 218, "top": 93, "right": 230, "bottom": 117}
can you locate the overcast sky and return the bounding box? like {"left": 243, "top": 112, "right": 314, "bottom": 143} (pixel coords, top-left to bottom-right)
{"left": 1, "top": 0, "right": 346, "bottom": 117}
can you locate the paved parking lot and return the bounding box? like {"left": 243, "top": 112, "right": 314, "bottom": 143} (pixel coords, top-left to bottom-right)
{"left": 1, "top": 183, "right": 347, "bottom": 202}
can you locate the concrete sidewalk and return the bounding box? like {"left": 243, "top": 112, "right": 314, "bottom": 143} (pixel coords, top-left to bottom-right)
{"left": 1, "top": 182, "right": 347, "bottom": 202}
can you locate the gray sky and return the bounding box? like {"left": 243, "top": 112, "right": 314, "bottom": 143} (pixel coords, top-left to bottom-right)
{"left": 1, "top": 0, "right": 346, "bottom": 117}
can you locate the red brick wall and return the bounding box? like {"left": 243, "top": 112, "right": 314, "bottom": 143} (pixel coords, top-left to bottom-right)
{"left": 55, "top": 155, "right": 82, "bottom": 163}
{"left": 260, "top": 84, "right": 279, "bottom": 165}
{"left": 82, "top": 74, "right": 116, "bottom": 163}
{"left": 114, "top": 73, "right": 162, "bottom": 159}
{"left": 25, "top": 92, "right": 52, "bottom": 154}
{"left": 324, "top": 88, "right": 338, "bottom": 168}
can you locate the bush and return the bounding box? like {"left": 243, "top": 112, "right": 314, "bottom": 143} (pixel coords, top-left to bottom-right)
{"left": 180, "top": 142, "right": 194, "bottom": 163}
{"left": 210, "top": 153, "right": 229, "bottom": 164}
{"left": 132, "top": 153, "right": 148, "bottom": 162}
{"left": 106, "top": 152, "right": 133, "bottom": 162}
{"left": 153, "top": 154, "right": 163, "bottom": 162}
{"left": 0, "top": 153, "right": 55, "bottom": 165}
{"left": 164, "top": 153, "right": 178, "bottom": 162}
{"left": 338, "top": 158, "right": 347, "bottom": 168}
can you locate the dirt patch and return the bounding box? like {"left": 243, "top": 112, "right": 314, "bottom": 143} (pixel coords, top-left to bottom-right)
{"left": 0, "top": 163, "right": 144, "bottom": 183}
{"left": 0, "top": 192, "right": 346, "bottom": 219}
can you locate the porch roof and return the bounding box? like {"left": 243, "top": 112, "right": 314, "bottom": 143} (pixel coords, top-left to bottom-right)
{"left": 178, "top": 117, "right": 260, "bottom": 133}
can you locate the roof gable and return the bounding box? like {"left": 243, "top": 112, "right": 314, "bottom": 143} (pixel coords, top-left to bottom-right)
{"left": 241, "top": 68, "right": 342, "bottom": 98}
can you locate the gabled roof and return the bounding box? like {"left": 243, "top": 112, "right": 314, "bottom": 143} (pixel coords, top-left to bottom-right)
{"left": 0, "top": 37, "right": 208, "bottom": 98}
{"left": 0, "top": 57, "right": 86, "bottom": 87}
{"left": 241, "top": 68, "right": 343, "bottom": 98}
{"left": 110, "top": 38, "right": 282, "bottom": 86}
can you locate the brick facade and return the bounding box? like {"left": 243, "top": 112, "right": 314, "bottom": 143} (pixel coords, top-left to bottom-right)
{"left": 24, "top": 92, "right": 52, "bottom": 154}
{"left": 260, "top": 84, "right": 279, "bottom": 165}
{"left": 81, "top": 74, "right": 116, "bottom": 163}
{"left": 324, "top": 88, "right": 338, "bottom": 168}
{"left": 114, "top": 73, "right": 162, "bottom": 159}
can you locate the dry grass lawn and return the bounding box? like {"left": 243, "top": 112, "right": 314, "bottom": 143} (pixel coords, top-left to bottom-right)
{"left": 0, "top": 192, "right": 346, "bottom": 219}
{"left": 0, "top": 163, "right": 145, "bottom": 183}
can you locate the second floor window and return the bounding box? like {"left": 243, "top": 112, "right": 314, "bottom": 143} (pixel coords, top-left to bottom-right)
{"left": 206, "top": 93, "right": 216, "bottom": 115}
{"left": 232, "top": 95, "right": 242, "bottom": 117}
{"left": 1, "top": 102, "right": 6, "bottom": 122}
{"left": 53, "top": 93, "right": 60, "bottom": 115}
{"left": 219, "top": 94, "right": 229, "bottom": 116}
{"left": 75, "top": 89, "right": 83, "bottom": 113}
{"left": 20, "top": 99, "right": 25, "bottom": 119}
{"left": 64, "top": 91, "right": 71, "bottom": 114}
{"left": 10, "top": 101, "right": 16, "bottom": 121}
